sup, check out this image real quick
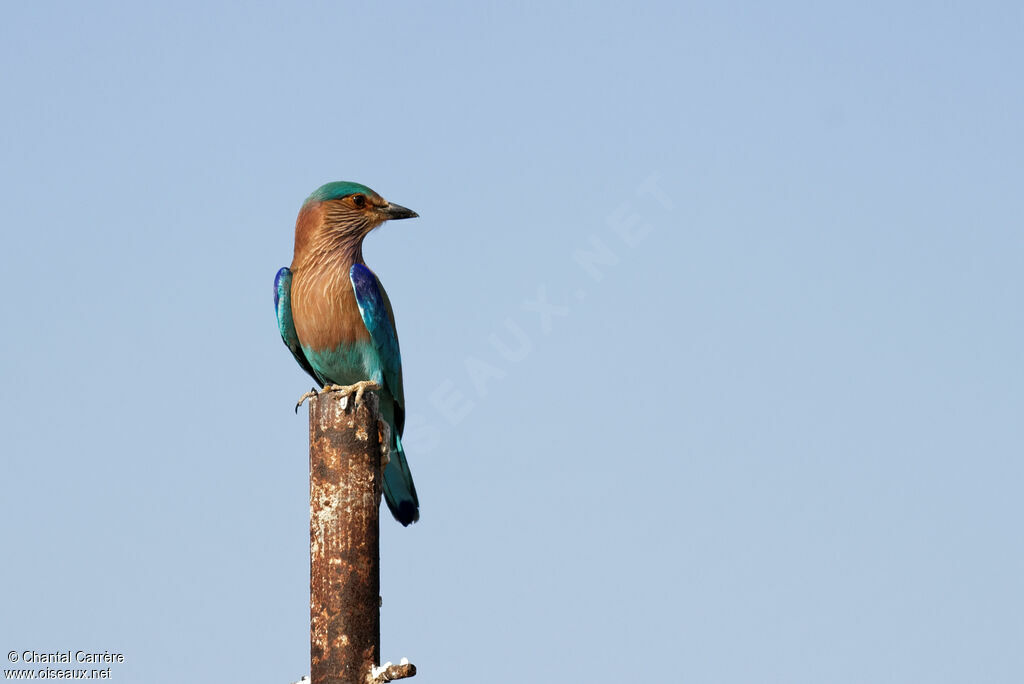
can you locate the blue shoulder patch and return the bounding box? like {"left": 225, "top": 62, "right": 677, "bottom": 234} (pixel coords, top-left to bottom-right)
{"left": 350, "top": 263, "right": 382, "bottom": 309}
{"left": 274, "top": 266, "right": 289, "bottom": 311}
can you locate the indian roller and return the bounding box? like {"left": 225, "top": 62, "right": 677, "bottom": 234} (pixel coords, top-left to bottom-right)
{"left": 275, "top": 181, "right": 420, "bottom": 526}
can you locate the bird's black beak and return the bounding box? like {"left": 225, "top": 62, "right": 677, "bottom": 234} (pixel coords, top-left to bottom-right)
{"left": 381, "top": 202, "right": 418, "bottom": 220}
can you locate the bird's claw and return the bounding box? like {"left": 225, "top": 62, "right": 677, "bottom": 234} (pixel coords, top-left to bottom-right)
{"left": 294, "top": 380, "right": 382, "bottom": 412}
{"left": 294, "top": 387, "right": 319, "bottom": 413}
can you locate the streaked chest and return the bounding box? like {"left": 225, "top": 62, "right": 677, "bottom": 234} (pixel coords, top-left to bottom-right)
{"left": 290, "top": 259, "right": 370, "bottom": 353}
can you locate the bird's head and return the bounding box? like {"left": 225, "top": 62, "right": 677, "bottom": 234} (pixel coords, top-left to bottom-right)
{"left": 302, "top": 181, "right": 418, "bottom": 241}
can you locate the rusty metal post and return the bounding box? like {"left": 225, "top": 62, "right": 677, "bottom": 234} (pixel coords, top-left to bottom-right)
{"left": 309, "top": 390, "right": 383, "bottom": 684}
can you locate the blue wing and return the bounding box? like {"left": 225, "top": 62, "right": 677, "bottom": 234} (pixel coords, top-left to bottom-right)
{"left": 275, "top": 267, "right": 322, "bottom": 386}
{"left": 349, "top": 263, "right": 404, "bottom": 413}
{"left": 350, "top": 263, "right": 419, "bottom": 525}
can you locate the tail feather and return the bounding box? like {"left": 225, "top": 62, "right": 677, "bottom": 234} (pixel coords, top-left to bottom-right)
{"left": 382, "top": 432, "right": 419, "bottom": 526}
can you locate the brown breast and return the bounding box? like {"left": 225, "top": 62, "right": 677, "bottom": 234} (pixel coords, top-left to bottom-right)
{"left": 290, "top": 251, "right": 370, "bottom": 352}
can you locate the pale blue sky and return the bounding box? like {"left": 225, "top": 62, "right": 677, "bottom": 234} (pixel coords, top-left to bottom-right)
{"left": 2, "top": 2, "right": 1022, "bottom": 683}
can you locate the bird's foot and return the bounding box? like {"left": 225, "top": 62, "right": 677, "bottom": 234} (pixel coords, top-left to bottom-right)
{"left": 329, "top": 380, "right": 382, "bottom": 406}
{"left": 295, "top": 380, "right": 382, "bottom": 412}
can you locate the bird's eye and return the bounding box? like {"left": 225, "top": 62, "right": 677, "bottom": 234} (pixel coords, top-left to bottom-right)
{"left": 352, "top": 194, "right": 367, "bottom": 209}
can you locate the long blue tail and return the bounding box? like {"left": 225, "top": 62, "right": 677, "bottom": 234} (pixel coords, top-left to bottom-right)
{"left": 383, "top": 432, "right": 419, "bottom": 526}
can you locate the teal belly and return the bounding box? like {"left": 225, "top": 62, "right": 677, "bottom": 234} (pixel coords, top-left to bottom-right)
{"left": 303, "top": 340, "right": 383, "bottom": 387}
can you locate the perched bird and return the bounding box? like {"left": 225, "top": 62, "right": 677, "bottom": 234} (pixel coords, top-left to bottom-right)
{"left": 275, "top": 181, "right": 420, "bottom": 526}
